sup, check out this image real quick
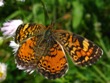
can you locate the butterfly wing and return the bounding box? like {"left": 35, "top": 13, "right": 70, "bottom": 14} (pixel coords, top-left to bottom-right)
{"left": 15, "top": 23, "right": 46, "bottom": 44}
{"left": 15, "top": 36, "right": 42, "bottom": 72}
{"left": 37, "top": 38, "right": 68, "bottom": 79}
{"left": 53, "top": 30, "right": 103, "bottom": 66}
{"left": 16, "top": 35, "right": 68, "bottom": 79}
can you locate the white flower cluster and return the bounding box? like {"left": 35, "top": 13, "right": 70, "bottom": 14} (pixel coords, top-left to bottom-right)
{"left": 0, "top": 19, "right": 23, "bottom": 73}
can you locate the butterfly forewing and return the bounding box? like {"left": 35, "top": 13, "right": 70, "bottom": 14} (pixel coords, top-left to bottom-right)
{"left": 53, "top": 30, "right": 103, "bottom": 66}
{"left": 15, "top": 23, "right": 46, "bottom": 44}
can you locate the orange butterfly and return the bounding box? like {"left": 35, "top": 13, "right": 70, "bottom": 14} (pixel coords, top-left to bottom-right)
{"left": 15, "top": 23, "right": 103, "bottom": 79}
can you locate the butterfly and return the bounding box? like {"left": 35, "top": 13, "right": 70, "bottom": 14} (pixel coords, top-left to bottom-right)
{"left": 14, "top": 23, "right": 103, "bottom": 79}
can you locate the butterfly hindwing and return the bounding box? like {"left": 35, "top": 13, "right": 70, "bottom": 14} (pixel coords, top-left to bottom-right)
{"left": 37, "top": 37, "right": 68, "bottom": 79}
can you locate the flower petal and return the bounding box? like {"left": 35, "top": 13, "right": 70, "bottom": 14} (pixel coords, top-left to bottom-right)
{"left": 9, "top": 41, "right": 19, "bottom": 53}
{"left": 1, "top": 19, "right": 23, "bottom": 38}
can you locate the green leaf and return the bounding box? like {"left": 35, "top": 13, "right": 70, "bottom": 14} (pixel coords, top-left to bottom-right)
{"left": 72, "top": 1, "right": 84, "bottom": 29}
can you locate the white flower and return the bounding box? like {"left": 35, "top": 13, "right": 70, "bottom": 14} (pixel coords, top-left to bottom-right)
{"left": 9, "top": 41, "right": 19, "bottom": 53}
{"left": 0, "top": 63, "right": 7, "bottom": 82}
{"left": 0, "top": 0, "right": 4, "bottom": 7}
{"left": 1, "top": 19, "right": 23, "bottom": 38}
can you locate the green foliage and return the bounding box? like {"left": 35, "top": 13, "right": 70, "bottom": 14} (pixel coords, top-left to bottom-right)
{"left": 0, "top": 0, "right": 110, "bottom": 83}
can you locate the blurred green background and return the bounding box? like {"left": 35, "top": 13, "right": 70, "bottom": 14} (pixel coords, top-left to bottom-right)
{"left": 0, "top": 0, "right": 110, "bottom": 83}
